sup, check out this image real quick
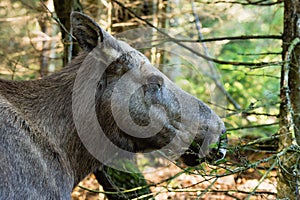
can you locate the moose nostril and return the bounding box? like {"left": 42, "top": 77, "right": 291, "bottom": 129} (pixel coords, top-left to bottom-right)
{"left": 221, "top": 128, "right": 226, "bottom": 135}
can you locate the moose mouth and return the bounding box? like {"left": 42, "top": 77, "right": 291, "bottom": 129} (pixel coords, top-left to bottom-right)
{"left": 179, "top": 130, "right": 227, "bottom": 166}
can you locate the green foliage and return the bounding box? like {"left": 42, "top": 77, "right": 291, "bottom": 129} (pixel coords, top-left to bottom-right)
{"left": 165, "top": 3, "right": 283, "bottom": 140}
{"left": 98, "top": 164, "right": 152, "bottom": 200}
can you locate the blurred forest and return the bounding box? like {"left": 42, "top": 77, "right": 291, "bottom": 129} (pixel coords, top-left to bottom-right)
{"left": 0, "top": 0, "right": 299, "bottom": 199}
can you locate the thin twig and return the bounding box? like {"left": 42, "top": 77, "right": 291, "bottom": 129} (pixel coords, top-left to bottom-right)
{"left": 198, "top": 0, "right": 283, "bottom": 6}
{"left": 242, "top": 133, "right": 281, "bottom": 147}
{"left": 227, "top": 122, "right": 278, "bottom": 131}
{"left": 245, "top": 160, "right": 277, "bottom": 199}
{"left": 111, "top": 0, "right": 281, "bottom": 67}
{"left": 39, "top": 1, "right": 75, "bottom": 40}
{"left": 176, "top": 35, "right": 282, "bottom": 43}
{"left": 191, "top": 0, "right": 241, "bottom": 110}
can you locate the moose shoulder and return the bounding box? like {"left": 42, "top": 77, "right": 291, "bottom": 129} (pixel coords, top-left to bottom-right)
{"left": 0, "top": 12, "right": 226, "bottom": 199}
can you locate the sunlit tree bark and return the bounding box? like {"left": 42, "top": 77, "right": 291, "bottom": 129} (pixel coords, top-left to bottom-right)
{"left": 278, "top": 0, "right": 300, "bottom": 199}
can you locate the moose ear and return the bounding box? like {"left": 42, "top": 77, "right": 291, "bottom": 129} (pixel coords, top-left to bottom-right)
{"left": 71, "top": 12, "right": 104, "bottom": 52}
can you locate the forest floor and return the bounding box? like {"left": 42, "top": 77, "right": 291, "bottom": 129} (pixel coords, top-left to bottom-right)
{"left": 72, "top": 158, "right": 277, "bottom": 200}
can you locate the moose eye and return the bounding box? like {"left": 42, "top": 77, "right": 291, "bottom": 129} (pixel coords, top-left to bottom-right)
{"left": 147, "top": 75, "right": 163, "bottom": 88}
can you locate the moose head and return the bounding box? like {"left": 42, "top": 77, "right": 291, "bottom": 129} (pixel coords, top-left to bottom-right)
{"left": 71, "top": 12, "right": 227, "bottom": 169}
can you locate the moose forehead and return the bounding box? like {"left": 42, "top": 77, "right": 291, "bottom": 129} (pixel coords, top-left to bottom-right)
{"left": 111, "top": 49, "right": 167, "bottom": 84}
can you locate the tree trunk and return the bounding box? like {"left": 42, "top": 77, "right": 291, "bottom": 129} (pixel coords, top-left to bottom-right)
{"left": 278, "top": 0, "right": 300, "bottom": 199}
{"left": 53, "top": 0, "right": 82, "bottom": 66}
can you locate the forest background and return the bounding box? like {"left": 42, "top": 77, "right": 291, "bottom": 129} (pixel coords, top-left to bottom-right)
{"left": 0, "top": 0, "right": 299, "bottom": 199}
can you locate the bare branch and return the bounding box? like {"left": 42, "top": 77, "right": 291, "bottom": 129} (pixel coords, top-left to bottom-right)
{"left": 111, "top": 0, "right": 282, "bottom": 67}
{"left": 198, "top": 0, "right": 283, "bottom": 6}
{"left": 227, "top": 122, "right": 279, "bottom": 131}
{"left": 175, "top": 35, "right": 282, "bottom": 43}
{"left": 191, "top": 0, "right": 241, "bottom": 110}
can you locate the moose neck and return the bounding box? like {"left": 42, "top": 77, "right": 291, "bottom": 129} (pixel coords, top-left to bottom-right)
{"left": 0, "top": 52, "right": 101, "bottom": 185}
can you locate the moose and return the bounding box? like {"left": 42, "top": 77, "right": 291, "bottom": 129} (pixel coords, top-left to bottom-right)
{"left": 0, "top": 12, "right": 226, "bottom": 199}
